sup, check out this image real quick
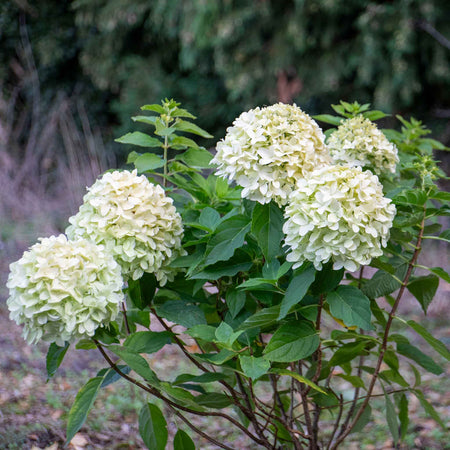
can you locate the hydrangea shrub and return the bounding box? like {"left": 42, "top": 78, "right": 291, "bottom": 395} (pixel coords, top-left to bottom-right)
{"left": 6, "top": 99, "right": 449, "bottom": 450}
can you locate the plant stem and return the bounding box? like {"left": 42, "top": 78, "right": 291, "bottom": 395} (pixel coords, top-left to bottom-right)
{"left": 330, "top": 209, "right": 426, "bottom": 449}
{"left": 121, "top": 301, "right": 131, "bottom": 335}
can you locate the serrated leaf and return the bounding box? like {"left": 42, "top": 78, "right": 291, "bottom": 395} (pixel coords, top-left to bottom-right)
{"left": 171, "top": 135, "right": 200, "bottom": 149}
{"left": 363, "top": 110, "right": 389, "bottom": 121}
{"left": 278, "top": 265, "right": 316, "bottom": 320}
{"left": 263, "top": 321, "right": 319, "bottom": 362}
{"left": 174, "top": 430, "right": 195, "bottom": 450}
{"left": 174, "top": 119, "right": 213, "bottom": 138}
{"left": 190, "top": 257, "right": 252, "bottom": 280}
{"left": 115, "top": 131, "right": 162, "bottom": 148}
{"left": 398, "top": 393, "right": 409, "bottom": 440}
{"left": 109, "top": 346, "right": 159, "bottom": 383}
{"left": 175, "top": 147, "right": 212, "bottom": 168}
{"left": 97, "top": 366, "right": 131, "bottom": 388}
{"left": 313, "top": 114, "right": 343, "bottom": 126}
{"left": 413, "top": 390, "right": 446, "bottom": 429}
{"left": 134, "top": 153, "right": 165, "bottom": 172}
{"left": 385, "top": 391, "right": 399, "bottom": 445}
{"left": 46, "top": 342, "right": 69, "bottom": 380}
{"left": 199, "top": 207, "right": 221, "bottom": 231}
{"left": 131, "top": 115, "right": 157, "bottom": 126}
{"left": 239, "top": 355, "right": 270, "bottom": 380}
{"left": 428, "top": 267, "right": 450, "bottom": 283}
{"left": 205, "top": 215, "right": 251, "bottom": 265}
{"left": 406, "top": 320, "right": 450, "bottom": 360}
{"left": 174, "top": 372, "right": 226, "bottom": 385}
{"left": 226, "top": 289, "right": 246, "bottom": 319}
{"left": 215, "top": 321, "right": 243, "bottom": 346}
{"left": 186, "top": 324, "right": 216, "bottom": 341}
{"left": 407, "top": 275, "right": 439, "bottom": 313}
{"left": 272, "top": 368, "right": 326, "bottom": 393}
{"left": 397, "top": 342, "right": 443, "bottom": 375}
{"left": 139, "top": 403, "right": 168, "bottom": 450}
{"left": 155, "top": 300, "right": 206, "bottom": 328}
{"left": 251, "top": 202, "right": 284, "bottom": 260}
{"left": 141, "top": 104, "right": 165, "bottom": 114}
{"left": 238, "top": 305, "right": 281, "bottom": 331}
{"left": 196, "top": 393, "right": 233, "bottom": 409}
{"left": 124, "top": 331, "right": 172, "bottom": 354}
{"left": 127, "top": 273, "right": 157, "bottom": 310}
{"left": 362, "top": 265, "right": 406, "bottom": 299}
{"left": 66, "top": 376, "right": 103, "bottom": 444}
{"left": 327, "top": 285, "right": 372, "bottom": 330}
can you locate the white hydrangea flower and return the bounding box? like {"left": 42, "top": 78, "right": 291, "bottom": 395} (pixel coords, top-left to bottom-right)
{"left": 6, "top": 235, "right": 124, "bottom": 345}
{"left": 284, "top": 165, "right": 396, "bottom": 272}
{"left": 67, "top": 170, "right": 184, "bottom": 283}
{"left": 327, "top": 115, "right": 399, "bottom": 175}
{"left": 211, "top": 103, "right": 331, "bottom": 205}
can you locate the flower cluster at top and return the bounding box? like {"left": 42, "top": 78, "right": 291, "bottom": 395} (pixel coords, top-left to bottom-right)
{"left": 283, "top": 165, "right": 396, "bottom": 272}
{"left": 67, "top": 170, "right": 185, "bottom": 283}
{"left": 211, "top": 103, "right": 331, "bottom": 205}
{"left": 327, "top": 115, "right": 399, "bottom": 175}
{"left": 6, "top": 235, "right": 124, "bottom": 345}
{"left": 7, "top": 170, "right": 184, "bottom": 344}
{"left": 212, "top": 103, "right": 397, "bottom": 271}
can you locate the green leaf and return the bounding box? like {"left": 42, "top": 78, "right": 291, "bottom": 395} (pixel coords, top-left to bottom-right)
{"left": 186, "top": 324, "right": 216, "bottom": 341}
{"left": 406, "top": 320, "right": 450, "bottom": 360}
{"left": 327, "top": 286, "right": 372, "bottom": 330}
{"left": 171, "top": 108, "right": 196, "bottom": 119}
{"left": 134, "top": 153, "right": 165, "bottom": 172}
{"left": 155, "top": 301, "right": 206, "bottom": 329}
{"left": 171, "top": 135, "right": 200, "bottom": 149}
{"left": 336, "top": 374, "right": 365, "bottom": 388}
{"left": 190, "top": 257, "right": 252, "bottom": 280}
{"left": 139, "top": 403, "right": 168, "bottom": 450}
{"left": 238, "top": 278, "right": 278, "bottom": 291}
{"left": 199, "top": 207, "right": 221, "bottom": 231}
{"left": 124, "top": 331, "right": 172, "bottom": 354}
{"left": 226, "top": 289, "right": 246, "bottom": 319}
{"left": 428, "top": 267, "right": 450, "bottom": 283}
{"left": 413, "top": 390, "right": 446, "bottom": 429}
{"left": 239, "top": 355, "right": 270, "bottom": 381}
{"left": 131, "top": 115, "right": 157, "bottom": 126}
{"left": 98, "top": 366, "right": 131, "bottom": 388}
{"left": 175, "top": 147, "right": 213, "bottom": 168}
{"left": 397, "top": 342, "right": 443, "bottom": 375}
{"left": 66, "top": 376, "right": 103, "bottom": 444}
{"left": 196, "top": 393, "right": 233, "bottom": 409}
{"left": 397, "top": 393, "right": 409, "bottom": 440}
{"left": 272, "top": 368, "right": 326, "bottom": 393}
{"left": 205, "top": 215, "right": 251, "bottom": 265}
{"left": 385, "top": 391, "right": 399, "bottom": 445}
{"left": 278, "top": 265, "right": 316, "bottom": 320}
{"left": 174, "top": 372, "right": 226, "bottom": 385}
{"left": 174, "top": 119, "right": 213, "bottom": 138}
{"left": 350, "top": 404, "right": 372, "bottom": 434}
{"left": 363, "top": 110, "right": 389, "bottom": 121}
{"left": 115, "top": 131, "right": 162, "bottom": 148}
{"left": 329, "top": 341, "right": 370, "bottom": 367}
{"left": 238, "top": 305, "right": 281, "bottom": 331}
{"left": 127, "top": 273, "right": 157, "bottom": 310}
{"left": 313, "top": 114, "right": 343, "bottom": 126}
{"left": 311, "top": 263, "right": 344, "bottom": 294}
{"left": 173, "top": 430, "right": 195, "bottom": 450}
{"left": 215, "top": 321, "right": 243, "bottom": 346}
{"left": 46, "top": 342, "right": 69, "bottom": 380}
{"left": 263, "top": 259, "right": 281, "bottom": 279}
{"left": 251, "top": 202, "right": 284, "bottom": 260}
{"left": 362, "top": 266, "right": 406, "bottom": 299}
{"left": 407, "top": 275, "right": 439, "bottom": 313}
{"left": 263, "top": 321, "right": 319, "bottom": 362}
{"left": 109, "top": 346, "right": 159, "bottom": 383}
{"left": 141, "top": 104, "right": 165, "bottom": 114}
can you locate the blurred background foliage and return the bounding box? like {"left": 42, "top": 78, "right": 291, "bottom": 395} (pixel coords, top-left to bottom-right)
{"left": 1, "top": 0, "right": 449, "bottom": 156}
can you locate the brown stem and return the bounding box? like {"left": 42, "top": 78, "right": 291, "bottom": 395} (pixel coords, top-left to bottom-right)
{"left": 326, "top": 395, "right": 344, "bottom": 450}
{"left": 94, "top": 340, "right": 267, "bottom": 446}
{"left": 168, "top": 405, "right": 233, "bottom": 450}
{"left": 330, "top": 209, "right": 426, "bottom": 449}
{"left": 297, "top": 363, "right": 314, "bottom": 449}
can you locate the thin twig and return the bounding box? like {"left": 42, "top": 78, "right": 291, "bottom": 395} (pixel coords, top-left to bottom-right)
{"left": 121, "top": 301, "right": 131, "bottom": 335}
{"left": 326, "top": 395, "right": 344, "bottom": 450}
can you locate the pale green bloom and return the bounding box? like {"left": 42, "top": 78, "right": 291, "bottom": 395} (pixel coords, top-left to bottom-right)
{"left": 6, "top": 235, "right": 124, "bottom": 345}
{"left": 67, "top": 170, "right": 184, "bottom": 283}
{"left": 327, "top": 115, "right": 398, "bottom": 175}
{"left": 284, "top": 165, "right": 396, "bottom": 272}
{"left": 211, "top": 103, "right": 331, "bottom": 205}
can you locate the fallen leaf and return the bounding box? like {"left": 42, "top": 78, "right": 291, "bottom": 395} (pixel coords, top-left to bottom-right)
{"left": 69, "top": 433, "right": 88, "bottom": 447}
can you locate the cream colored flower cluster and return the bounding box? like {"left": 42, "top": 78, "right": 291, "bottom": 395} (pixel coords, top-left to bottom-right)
{"left": 327, "top": 115, "right": 399, "bottom": 175}
{"left": 211, "top": 103, "right": 331, "bottom": 205}
{"left": 283, "top": 165, "right": 396, "bottom": 272}
{"left": 67, "top": 170, "right": 185, "bottom": 283}
{"left": 6, "top": 235, "right": 124, "bottom": 345}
